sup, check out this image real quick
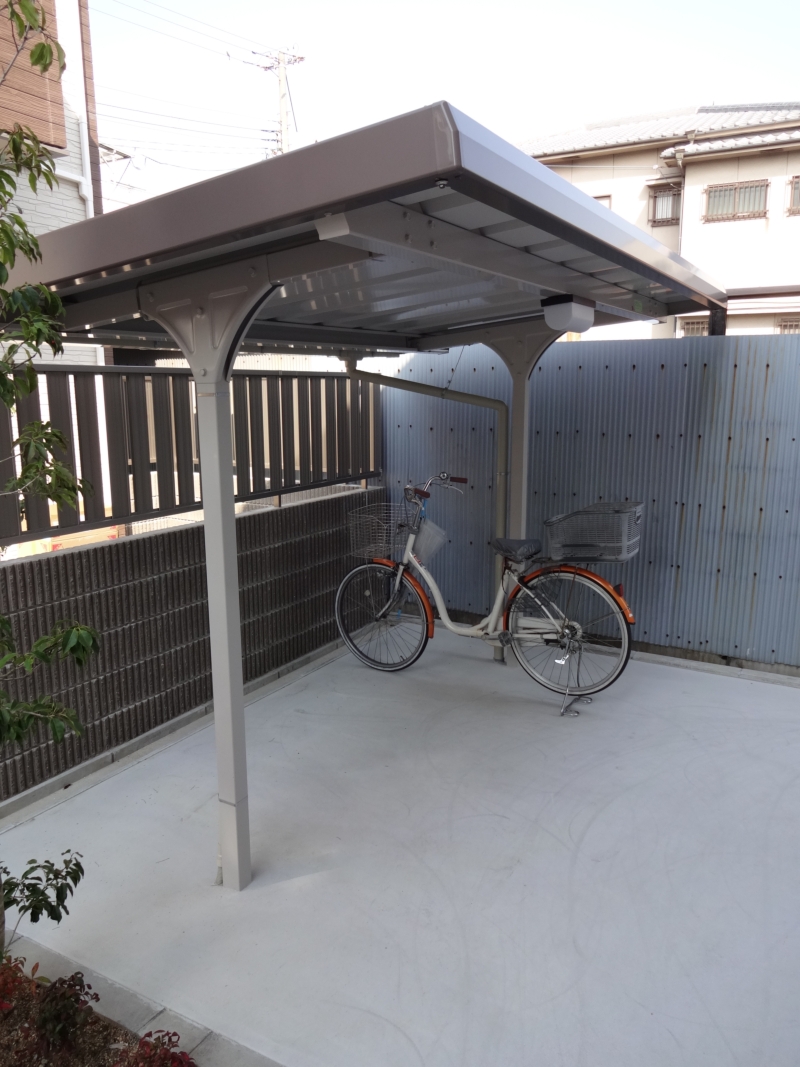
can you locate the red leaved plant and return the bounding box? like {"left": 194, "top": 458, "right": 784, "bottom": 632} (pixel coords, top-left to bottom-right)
{"left": 0, "top": 953, "right": 36, "bottom": 1013}
{"left": 113, "top": 1029, "right": 198, "bottom": 1067}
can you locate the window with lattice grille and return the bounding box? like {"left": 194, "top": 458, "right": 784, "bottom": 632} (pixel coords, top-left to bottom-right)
{"left": 788, "top": 177, "right": 800, "bottom": 216}
{"left": 779, "top": 317, "right": 800, "bottom": 334}
{"left": 704, "top": 180, "right": 768, "bottom": 221}
{"left": 649, "top": 187, "right": 681, "bottom": 226}
{"left": 681, "top": 318, "right": 709, "bottom": 337}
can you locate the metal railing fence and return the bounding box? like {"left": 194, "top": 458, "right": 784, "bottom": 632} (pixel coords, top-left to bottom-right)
{"left": 0, "top": 366, "right": 382, "bottom": 545}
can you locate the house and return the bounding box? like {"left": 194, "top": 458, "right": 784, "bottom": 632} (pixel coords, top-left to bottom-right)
{"left": 525, "top": 103, "right": 800, "bottom": 339}
{"left": 0, "top": 0, "right": 103, "bottom": 363}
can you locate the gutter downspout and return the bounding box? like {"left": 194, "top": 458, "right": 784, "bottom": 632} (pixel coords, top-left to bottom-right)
{"left": 344, "top": 359, "right": 509, "bottom": 554}
{"left": 54, "top": 118, "right": 94, "bottom": 218}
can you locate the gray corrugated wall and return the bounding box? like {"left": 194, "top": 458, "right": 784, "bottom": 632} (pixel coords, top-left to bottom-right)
{"left": 382, "top": 335, "right": 800, "bottom": 669}
{"left": 0, "top": 488, "right": 383, "bottom": 800}
{"left": 381, "top": 347, "right": 510, "bottom": 616}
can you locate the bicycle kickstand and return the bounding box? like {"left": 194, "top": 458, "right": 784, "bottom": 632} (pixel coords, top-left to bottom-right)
{"left": 559, "top": 687, "right": 592, "bottom": 717}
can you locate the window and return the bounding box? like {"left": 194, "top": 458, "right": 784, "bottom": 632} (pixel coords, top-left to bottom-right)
{"left": 594, "top": 195, "right": 612, "bottom": 209}
{"left": 788, "top": 177, "right": 800, "bottom": 216}
{"left": 704, "top": 180, "right": 769, "bottom": 221}
{"left": 779, "top": 317, "right": 800, "bottom": 334}
{"left": 649, "top": 186, "right": 682, "bottom": 226}
{"left": 681, "top": 318, "right": 709, "bottom": 337}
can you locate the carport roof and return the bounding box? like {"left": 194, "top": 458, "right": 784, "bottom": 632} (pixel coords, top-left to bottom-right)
{"left": 16, "top": 102, "right": 726, "bottom": 353}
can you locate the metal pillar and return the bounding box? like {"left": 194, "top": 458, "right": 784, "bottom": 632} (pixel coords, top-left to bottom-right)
{"left": 140, "top": 258, "right": 277, "bottom": 891}
{"left": 481, "top": 322, "right": 563, "bottom": 538}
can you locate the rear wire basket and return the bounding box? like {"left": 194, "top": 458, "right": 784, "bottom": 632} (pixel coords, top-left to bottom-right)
{"left": 348, "top": 503, "right": 409, "bottom": 560}
{"left": 545, "top": 502, "right": 643, "bottom": 561}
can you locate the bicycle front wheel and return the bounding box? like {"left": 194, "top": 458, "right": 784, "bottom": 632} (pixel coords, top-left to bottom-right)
{"left": 508, "top": 570, "right": 630, "bottom": 695}
{"left": 335, "top": 563, "right": 429, "bottom": 671}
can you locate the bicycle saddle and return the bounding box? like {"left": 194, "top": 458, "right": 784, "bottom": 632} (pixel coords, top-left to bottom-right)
{"left": 490, "top": 537, "right": 542, "bottom": 562}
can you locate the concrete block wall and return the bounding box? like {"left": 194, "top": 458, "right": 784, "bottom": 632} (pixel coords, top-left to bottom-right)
{"left": 0, "top": 488, "right": 381, "bottom": 799}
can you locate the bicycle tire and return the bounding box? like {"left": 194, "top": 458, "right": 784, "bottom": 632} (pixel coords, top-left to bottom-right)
{"left": 335, "top": 562, "right": 429, "bottom": 671}
{"left": 507, "top": 570, "right": 630, "bottom": 695}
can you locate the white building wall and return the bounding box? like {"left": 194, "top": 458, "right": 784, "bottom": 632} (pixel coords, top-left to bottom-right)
{"left": 542, "top": 140, "right": 800, "bottom": 339}
{"left": 680, "top": 150, "right": 800, "bottom": 291}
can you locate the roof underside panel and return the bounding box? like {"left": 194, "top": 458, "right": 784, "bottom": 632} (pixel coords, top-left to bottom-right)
{"left": 10, "top": 101, "right": 724, "bottom": 352}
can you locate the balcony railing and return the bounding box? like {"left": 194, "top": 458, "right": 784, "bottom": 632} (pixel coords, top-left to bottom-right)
{"left": 0, "top": 366, "right": 382, "bottom": 545}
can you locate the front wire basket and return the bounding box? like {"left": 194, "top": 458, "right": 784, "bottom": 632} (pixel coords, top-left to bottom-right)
{"left": 348, "top": 503, "right": 409, "bottom": 560}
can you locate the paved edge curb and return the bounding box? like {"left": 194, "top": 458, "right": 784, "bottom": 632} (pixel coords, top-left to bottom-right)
{"left": 10, "top": 934, "right": 287, "bottom": 1067}
{"left": 630, "top": 649, "right": 800, "bottom": 688}
{"left": 0, "top": 638, "right": 346, "bottom": 824}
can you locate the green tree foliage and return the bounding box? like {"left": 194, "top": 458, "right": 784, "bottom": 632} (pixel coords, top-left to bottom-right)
{"left": 1, "top": 1, "right": 65, "bottom": 91}
{"left": 0, "top": 1, "right": 96, "bottom": 951}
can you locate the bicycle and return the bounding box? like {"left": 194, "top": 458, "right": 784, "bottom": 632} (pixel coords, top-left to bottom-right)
{"left": 335, "top": 473, "right": 641, "bottom": 715}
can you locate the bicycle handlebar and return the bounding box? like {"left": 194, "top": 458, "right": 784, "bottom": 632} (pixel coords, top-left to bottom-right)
{"left": 450, "top": 476, "right": 468, "bottom": 483}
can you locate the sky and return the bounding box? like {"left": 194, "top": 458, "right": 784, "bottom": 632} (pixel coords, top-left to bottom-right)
{"left": 85, "top": 0, "right": 800, "bottom": 208}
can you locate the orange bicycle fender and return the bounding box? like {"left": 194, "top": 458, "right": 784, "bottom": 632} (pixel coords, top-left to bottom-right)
{"left": 372, "top": 558, "right": 435, "bottom": 638}
{"left": 504, "top": 565, "right": 635, "bottom": 627}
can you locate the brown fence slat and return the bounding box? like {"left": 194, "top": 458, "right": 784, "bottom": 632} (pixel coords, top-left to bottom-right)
{"left": 125, "top": 374, "right": 152, "bottom": 514}
{"left": 309, "top": 377, "right": 323, "bottom": 482}
{"left": 248, "top": 377, "right": 265, "bottom": 495}
{"left": 0, "top": 403, "right": 20, "bottom": 540}
{"left": 232, "top": 376, "right": 250, "bottom": 498}
{"left": 44, "top": 372, "right": 78, "bottom": 527}
{"left": 336, "top": 377, "right": 349, "bottom": 477}
{"left": 73, "top": 374, "right": 106, "bottom": 523}
{"left": 280, "top": 376, "right": 295, "bottom": 488}
{"left": 372, "top": 381, "right": 382, "bottom": 473}
{"left": 151, "top": 374, "right": 175, "bottom": 510}
{"left": 324, "top": 377, "right": 337, "bottom": 480}
{"left": 171, "top": 376, "right": 194, "bottom": 507}
{"left": 266, "top": 377, "right": 282, "bottom": 492}
{"left": 350, "top": 378, "right": 362, "bottom": 477}
{"left": 359, "top": 378, "right": 371, "bottom": 476}
{"left": 297, "top": 376, "right": 311, "bottom": 485}
{"left": 102, "top": 375, "right": 131, "bottom": 518}
{"left": 15, "top": 386, "right": 51, "bottom": 532}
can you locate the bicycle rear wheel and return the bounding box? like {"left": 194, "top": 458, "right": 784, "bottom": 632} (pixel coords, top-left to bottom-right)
{"left": 335, "top": 563, "right": 429, "bottom": 671}
{"left": 507, "top": 570, "right": 630, "bottom": 695}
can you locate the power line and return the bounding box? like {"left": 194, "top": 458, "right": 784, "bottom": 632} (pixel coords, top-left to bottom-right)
{"left": 96, "top": 112, "right": 273, "bottom": 140}
{"left": 97, "top": 101, "right": 276, "bottom": 134}
{"left": 90, "top": 6, "right": 244, "bottom": 61}
{"left": 134, "top": 0, "right": 277, "bottom": 52}
{"left": 99, "top": 0, "right": 264, "bottom": 57}
{"left": 95, "top": 82, "right": 261, "bottom": 120}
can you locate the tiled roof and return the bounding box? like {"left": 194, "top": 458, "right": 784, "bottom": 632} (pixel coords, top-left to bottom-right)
{"left": 661, "top": 128, "right": 800, "bottom": 158}
{"left": 524, "top": 104, "right": 800, "bottom": 158}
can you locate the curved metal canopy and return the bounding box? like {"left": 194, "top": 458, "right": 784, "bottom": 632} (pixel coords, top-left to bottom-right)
{"left": 12, "top": 102, "right": 726, "bottom": 355}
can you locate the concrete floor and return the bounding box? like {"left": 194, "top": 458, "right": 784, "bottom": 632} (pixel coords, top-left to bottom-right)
{"left": 1, "top": 632, "right": 799, "bottom": 1067}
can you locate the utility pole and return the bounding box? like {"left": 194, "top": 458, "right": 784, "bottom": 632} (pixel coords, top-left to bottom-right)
{"left": 277, "top": 52, "right": 290, "bottom": 154}
{"left": 246, "top": 48, "right": 304, "bottom": 156}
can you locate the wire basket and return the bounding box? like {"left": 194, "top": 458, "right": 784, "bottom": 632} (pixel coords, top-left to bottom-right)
{"left": 545, "top": 502, "right": 643, "bottom": 561}
{"left": 348, "top": 503, "right": 409, "bottom": 560}
{"left": 412, "top": 518, "right": 447, "bottom": 565}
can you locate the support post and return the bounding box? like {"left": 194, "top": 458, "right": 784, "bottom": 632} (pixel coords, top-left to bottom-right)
{"left": 708, "top": 307, "right": 727, "bottom": 335}
{"left": 195, "top": 381, "right": 251, "bottom": 889}
{"left": 139, "top": 257, "right": 278, "bottom": 891}
{"left": 480, "top": 321, "right": 564, "bottom": 539}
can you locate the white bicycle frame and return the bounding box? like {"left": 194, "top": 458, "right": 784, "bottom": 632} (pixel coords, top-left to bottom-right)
{"left": 396, "top": 512, "right": 563, "bottom": 647}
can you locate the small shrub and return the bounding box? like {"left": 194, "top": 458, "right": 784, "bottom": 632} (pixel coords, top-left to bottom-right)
{"left": 31, "top": 970, "right": 99, "bottom": 1053}
{"left": 0, "top": 953, "right": 36, "bottom": 1012}
{"left": 113, "top": 1030, "right": 198, "bottom": 1067}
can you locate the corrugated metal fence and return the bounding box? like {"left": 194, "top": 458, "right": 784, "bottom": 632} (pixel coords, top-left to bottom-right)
{"left": 381, "top": 335, "right": 800, "bottom": 670}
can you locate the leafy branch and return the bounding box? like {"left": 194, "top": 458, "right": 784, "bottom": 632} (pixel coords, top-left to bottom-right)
{"left": 1, "top": 1, "right": 65, "bottom": 90}
{"left": 1, "top": 850, "right": 83, "bottom": 954}
{"left": 4, "top": 419, "right": 89, "bottom": 513}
